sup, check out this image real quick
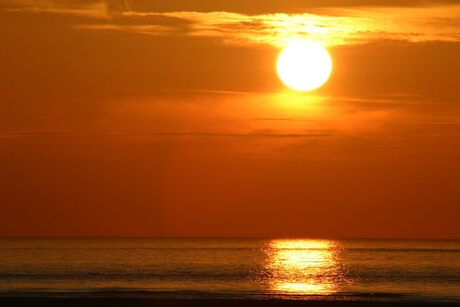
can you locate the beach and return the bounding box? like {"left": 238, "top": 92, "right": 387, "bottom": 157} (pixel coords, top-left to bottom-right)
{"left": 1, "top": 297, "right": 460, "bottom": 307}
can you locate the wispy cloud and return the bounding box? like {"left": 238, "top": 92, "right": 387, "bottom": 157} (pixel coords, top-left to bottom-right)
{"left": 153, "top": 6, "right": 460, "bottom": 46}
{"left": 74, "top": 24, "right": 177, "bottom": 35}
{"left": 2, "top": 0, "right": 110, "bottom": 18}
{"left": 3, "top": 1, "right": 460, "bottom": 46}
{"left": 0, "top": 130, "right": 334, "bottom": 139}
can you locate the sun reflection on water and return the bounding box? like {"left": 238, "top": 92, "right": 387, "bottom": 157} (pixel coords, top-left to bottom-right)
{"left": 265, "top": 239, "right": 341, "bottom": 296}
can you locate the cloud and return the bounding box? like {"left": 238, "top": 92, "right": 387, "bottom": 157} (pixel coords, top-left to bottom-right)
{"left": 3, "top": 1, "right": 460, "bottom": 46}
{"left": 1, "top": 0, "right": 110, "bottom": 18}
{"left": 74, "top": 24, "right": 176, "bottom": 35}
{"left": 154, "top": 6, "right": 460, "bottom": 46}
{"left": 0, "top": 130, "right": 334, "bottom": 139}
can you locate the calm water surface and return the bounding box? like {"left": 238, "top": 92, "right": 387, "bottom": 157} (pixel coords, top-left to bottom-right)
{"left": 0, "top": 239, "right": 459, "bottom": 302}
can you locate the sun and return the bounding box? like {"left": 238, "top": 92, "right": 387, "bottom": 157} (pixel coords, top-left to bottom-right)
{"left": 277, "top": 41, "right": 333, "bottom": 92}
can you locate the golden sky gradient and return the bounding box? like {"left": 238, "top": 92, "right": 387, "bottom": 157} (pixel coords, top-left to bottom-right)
{"left": 1, "top": 0, "right": 460, "bottom": 238}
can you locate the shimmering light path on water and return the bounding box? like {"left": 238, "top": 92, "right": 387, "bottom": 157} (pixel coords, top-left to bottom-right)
{"left": 0, "top": 239, "right": 459, "bottom": 302}
{"left": 266, "top": 240, "right": 341, "bottom": 294}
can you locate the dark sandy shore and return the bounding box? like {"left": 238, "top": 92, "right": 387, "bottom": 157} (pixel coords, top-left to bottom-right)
{"left": 1, "top": 297, "right": 459, "bottom": 307}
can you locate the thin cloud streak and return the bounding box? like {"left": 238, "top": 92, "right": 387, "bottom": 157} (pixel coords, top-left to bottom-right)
{"left": 0, "top": 130, "right": 334, "bottom": 139}
{"left": 74, "top": 24, "right": 176, "bottom": 35}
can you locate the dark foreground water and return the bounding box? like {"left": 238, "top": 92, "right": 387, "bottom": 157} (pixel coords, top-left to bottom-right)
{"left": 0, "top": 239, "right": 459, "bottom": 302}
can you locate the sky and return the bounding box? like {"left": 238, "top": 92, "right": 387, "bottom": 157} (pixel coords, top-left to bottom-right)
{"left": 1, "top": 0, "right": 460, "bottom": 238}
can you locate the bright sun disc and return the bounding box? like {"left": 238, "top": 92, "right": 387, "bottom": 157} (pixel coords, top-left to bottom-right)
{"left": 277, "top": 41, "right": 332, "bottom": 92}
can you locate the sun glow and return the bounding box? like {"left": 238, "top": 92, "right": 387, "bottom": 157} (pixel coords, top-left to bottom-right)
{"left": 277, "top": 41, "right": 332, "bottom": 92}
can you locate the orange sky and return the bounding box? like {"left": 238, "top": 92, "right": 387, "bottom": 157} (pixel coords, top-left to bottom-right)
{"left": 1, "top": 0, "right": 460, "bottom": 238}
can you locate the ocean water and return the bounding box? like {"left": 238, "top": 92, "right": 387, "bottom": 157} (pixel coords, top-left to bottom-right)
{"left": 0, "top": 239, "right": 459, "bottom": 302}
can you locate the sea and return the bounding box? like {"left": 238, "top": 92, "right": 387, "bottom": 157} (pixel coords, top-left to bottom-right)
{"left": 0, "top": 238, "right": 459, "bottom": 302}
